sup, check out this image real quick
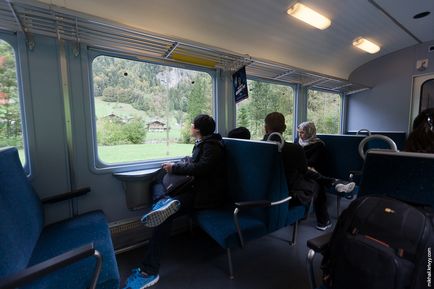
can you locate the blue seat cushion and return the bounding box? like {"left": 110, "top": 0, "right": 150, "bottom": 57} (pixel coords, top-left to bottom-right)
{"left": 287, "top": 205, "right": 306, "bottom": 224}
{"left": 196, "top": 209, "right": 267, "bottom": 249}
{"left": 318, "top": 135, "right": 364, "bottom": 180}
{"left": 0, "top": 147, "right": 44, "bottom": 278}
{"left": 24, "top": 211, "right": 119, "bottom": 289}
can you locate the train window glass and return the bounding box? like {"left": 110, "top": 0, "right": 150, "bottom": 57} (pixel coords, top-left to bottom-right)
{"left": 92, "top": 55, "right": 213, "bottom": 164}
{"left": 420, "top": 79, "right": 434, "bottom": 112}
{"left": 307, "top": 89, "right": 341, "bottom": 134}
{"left": 236, "top": 80, "right": 294, "bottom": 140}
{"left": 0, "top": 39, "right": 25, "bottom": 164}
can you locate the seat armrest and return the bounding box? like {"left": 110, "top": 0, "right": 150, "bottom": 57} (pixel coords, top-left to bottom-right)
{"left": 0, "top": 243, "right": 102, "bottom": 289}
{"left": 307, "top": 232, "right": 332, "bottom": 254}
{"left": 233, "top": 196, "right": 292, "bottom": 248}
{"left": 41, "top": 187, "right": 91, "bottom": 204}
{"left": 234, "top": 196, "right": 292, "bottom": 209}
{"left": 234, "top": 200, "right": 271, "bottom": 208}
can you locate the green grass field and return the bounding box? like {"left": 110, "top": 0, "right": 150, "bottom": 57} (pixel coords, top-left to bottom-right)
{"left": 13, "top": 99, "right": 192, "bottom": 166}
{"left": 98, "top": 143, "right": 193, "bottom": 164}
{"left": 94, "top": 97, "right": 147, "bottom": 119}
{"left": 18, "top": 149, "right": 25, "bottom": 164}
{"left": 147, "top": 128, "right": 183, "bottom": 141}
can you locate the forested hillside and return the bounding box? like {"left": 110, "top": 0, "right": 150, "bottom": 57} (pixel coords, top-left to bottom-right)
{"left": 92, "top": 55, "right": 212, "bottom": 147}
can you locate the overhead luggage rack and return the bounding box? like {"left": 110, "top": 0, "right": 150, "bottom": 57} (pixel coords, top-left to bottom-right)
{"left": 0, "top": 0, "right": 370, "bottom": 95}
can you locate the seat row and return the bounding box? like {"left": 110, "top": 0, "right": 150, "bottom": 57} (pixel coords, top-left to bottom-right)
{"left": 0, "top": 139, "right": 306, "bottom": 288}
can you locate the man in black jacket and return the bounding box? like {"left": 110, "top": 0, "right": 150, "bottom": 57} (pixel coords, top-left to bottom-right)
{"left": 123, "top": 114, "right": 225, "bottom": 289}
{"left": 262, "top": 112, "right": 330, "bottom": 230}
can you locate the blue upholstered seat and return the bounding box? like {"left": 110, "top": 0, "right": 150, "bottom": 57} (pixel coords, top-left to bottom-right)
{"left": 359, "top": 150, "right": 434, "bottom": 206}
{"left": 196, "top": 139, "right": 304, "bottom": 250}
{"left": 317, "top": 135, "right": 365, "bottom": 180}
{"left": 0, "top": 147, "right": 119, "bottom": 289}
{"left": 312, "top": 135, "right": 364, "bottom": 215}
{"left": 307, "top": 150, "right": 434, "bottom": 289}
{"left": 286, "top": 205, "right": 306, "bottom": 224}
{"left": 25, "top": 211, "right": 119, "bottom": 289}
{"left": 196, "top": 209, "right": 267, "bottom": 248}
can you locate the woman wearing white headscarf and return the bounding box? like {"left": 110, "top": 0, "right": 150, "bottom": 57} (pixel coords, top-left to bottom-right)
{"left": 297, "top": 121, "right": 326, "bottom": 172}
{"left": 297, "top": 121, "right": 356, "bottom": 230}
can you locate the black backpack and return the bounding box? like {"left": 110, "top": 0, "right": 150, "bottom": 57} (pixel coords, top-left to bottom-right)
{"left": 321, "top": 195, "right": 434, "bottom": 289}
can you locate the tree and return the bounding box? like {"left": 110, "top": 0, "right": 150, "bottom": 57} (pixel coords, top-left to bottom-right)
{"left": 307, "top": 90, "right": 341, "bottom": 134}
{"left": 237, "top": 106, "right": 249, "bottom": 128}
{"left": 181, "top": 76, "right": 212, "bottom": 143}
{"left": 236, "top": 80, "right": 294, "bottom": 140}
{"left": 0, "top": 40, "right": 22, "bottom": 148}
{"left": 96, "top": 118, "right": 146, "bottom": 145}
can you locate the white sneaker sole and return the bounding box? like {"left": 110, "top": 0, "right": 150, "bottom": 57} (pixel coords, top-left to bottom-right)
{"left": 141, "top": 200, "right": 180, "bottom": 227}
{"left": 316, "top": 223, "right": 332, "bottom": 231}
{"left": 141, "top": 275, "right": 159, "bottom": 289}
{"left": 335, "top": 182, "right": 356, "bottom": 193}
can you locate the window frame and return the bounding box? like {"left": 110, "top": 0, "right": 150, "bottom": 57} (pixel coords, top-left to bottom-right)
{"left": 0, "top": 32, "right": 31, "bottom": 174}
{"left": 419, "top": 78, "right": 434, "bottom": 112}
{"left": 87, "top": 49, "right": 217, "bottom": 171}
{"left": 306, "top": 87, "right": 343, "bottom": 135}
{"left": 235, "top": 75, "right": 296, "bottom": 139}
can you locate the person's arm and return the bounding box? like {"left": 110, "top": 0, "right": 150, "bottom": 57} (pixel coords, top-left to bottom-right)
{"left": 172, "top": 143, "right": 223, "bottom": 176}
{"left": 297, "top": 145, "right": 309, "bottom": 174}
{"left": 305, "top": 143, "right": 325, "bottom": 170}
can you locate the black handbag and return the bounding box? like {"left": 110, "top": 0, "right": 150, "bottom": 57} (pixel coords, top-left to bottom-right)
{"left": 321, "top": 196, "right": 434, "bottom": 289}
{"left": 162, "top": 173, "right": 194, "bottom": 197}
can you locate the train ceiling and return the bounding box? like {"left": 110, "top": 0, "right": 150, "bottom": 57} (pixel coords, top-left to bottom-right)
{"left": 1, "top": 0, "right": 433, "bottom": 94}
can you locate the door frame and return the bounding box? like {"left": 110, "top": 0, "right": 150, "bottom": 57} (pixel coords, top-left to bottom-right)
{"left": 410, "top": 73, "right": 434, "bottom": 133}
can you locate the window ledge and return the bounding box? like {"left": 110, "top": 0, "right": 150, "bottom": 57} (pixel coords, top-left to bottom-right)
{"left": 113, "top": 168, "right": 161, "bottom": 182}
{"left": 113, "top": 168, "right": 162, "bottom": 210}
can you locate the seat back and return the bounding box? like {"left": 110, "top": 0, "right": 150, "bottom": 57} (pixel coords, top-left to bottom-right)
{"left": 346, "top": 131, "right": 407, "bottom": 150}
{"left": 223, "top": 138, "right": 289, "bottom": 231}
{"left": 317, "top": 135, "right": 365, "bottom": 180}
{"left": 359, "top": 151, "right": 434, "bottom": 207}
{"left": 0, "top": 147, "right": 44, "bottom": 278}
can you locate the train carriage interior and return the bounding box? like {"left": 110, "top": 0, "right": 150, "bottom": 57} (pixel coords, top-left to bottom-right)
{"left": 1, "top": 0, "right": 434, "bottom": 288}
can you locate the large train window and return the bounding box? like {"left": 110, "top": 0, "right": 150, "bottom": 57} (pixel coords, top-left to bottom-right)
{"left": 307, "top": 89, "right": 341, "bottom": 134}
{"left": 92, "top": 55, "right": 213, "bottom": 164}
{"left": 236, "top": 80, "right": 294, "bottom": 140}
{"left": 0, "top": 39, "right": 25, "bottom": 164}
{"left": 420, "top": 79, "right": 434, "bottom": 112}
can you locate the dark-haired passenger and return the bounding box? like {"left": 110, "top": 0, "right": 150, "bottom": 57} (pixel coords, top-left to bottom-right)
{"left": 263, "top": 112, "right": 354, "bottom": 231}
{"left": 123, "top": 114, "right": 225, "bottom": 289}
{"left": 406, "top": 108, "right": 434, "bottom": 153}
{"left": 228, "top": 126, "right": 251, "bottom": 139}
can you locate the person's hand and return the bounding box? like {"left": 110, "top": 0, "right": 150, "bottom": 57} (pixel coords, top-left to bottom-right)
{"left": 308, "top": 166, "right": 318, "bottom": 173}
{"left": 162, "top": 163, "right": 174, "bottom": 173}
